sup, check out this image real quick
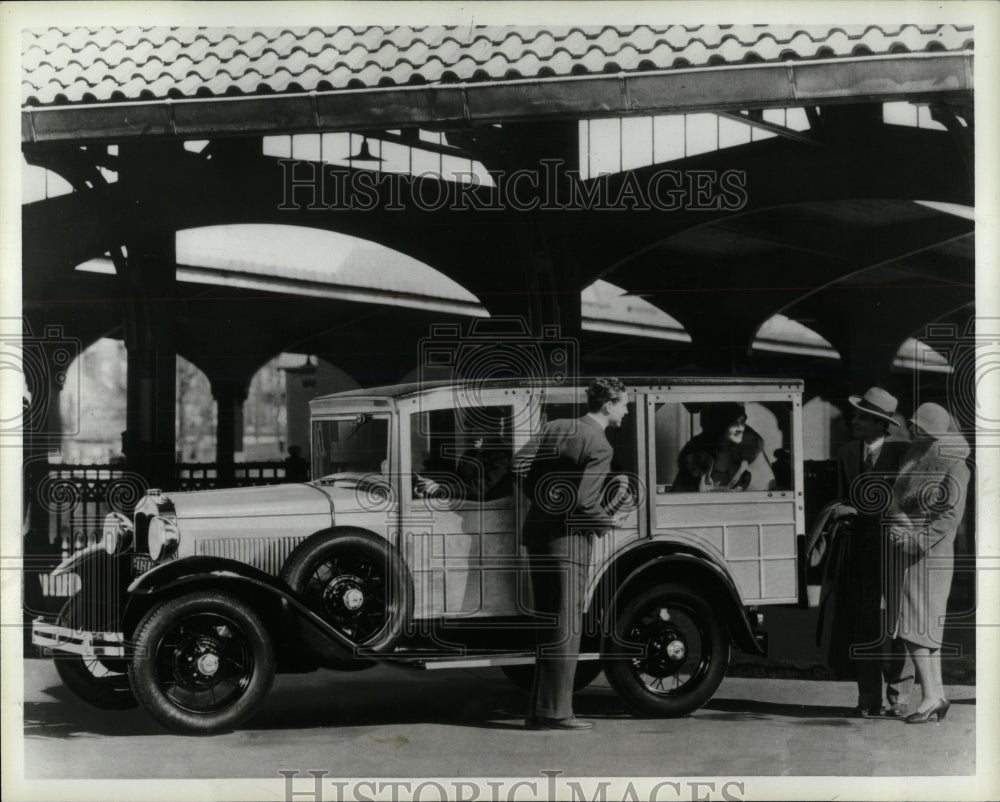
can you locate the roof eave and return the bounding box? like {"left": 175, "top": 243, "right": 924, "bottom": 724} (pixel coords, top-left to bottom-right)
{"left": 22, "top": 51, "right": 973, "bottom": 146}
{"left": 310, "top": 375, "right": 805, "bottom": 406}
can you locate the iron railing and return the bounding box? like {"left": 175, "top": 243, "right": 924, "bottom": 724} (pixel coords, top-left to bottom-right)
{"left": 175, "top": 461, "right": 286, "bottom": 491}
{"left": 23, "top": 461, "right": 290, "bottom": 613}
{"left": 31, "top": 461, "right": 289, "bottom": 557}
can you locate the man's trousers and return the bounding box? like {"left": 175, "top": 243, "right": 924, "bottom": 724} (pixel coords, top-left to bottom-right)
{"left": 526, "top": 530, "right": 594, "bottom": 720}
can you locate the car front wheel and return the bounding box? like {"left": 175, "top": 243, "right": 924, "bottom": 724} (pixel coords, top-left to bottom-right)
{"left": 129, "top": 592, "right": 275, "bottom": 735}
{"left": 602, "top": 583, "right": 728, "bottom": 717}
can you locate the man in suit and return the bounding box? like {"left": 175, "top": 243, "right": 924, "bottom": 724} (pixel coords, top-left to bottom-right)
{"left": 832, "top": 386, "right": 915, "bottom": 717}
{"left": 517, "top": 377, "right": 629, "bottom": 731}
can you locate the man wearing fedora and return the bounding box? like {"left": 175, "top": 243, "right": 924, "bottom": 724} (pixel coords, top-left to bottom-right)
{"left": 830, "top": 386, "right": 915, "bottom": 717}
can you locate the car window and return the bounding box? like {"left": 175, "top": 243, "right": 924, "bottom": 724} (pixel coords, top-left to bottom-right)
{"left": 409, "top": 404, "right": 514, "bottom": 502}
{"left": 312, "top": 416, "right": 390, "bottom": 479}
{"left": 654, "top": 401, "right": 794, "bottom": 493}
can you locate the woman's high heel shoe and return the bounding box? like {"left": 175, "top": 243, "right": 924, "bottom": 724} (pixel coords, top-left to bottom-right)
{"left": 905, "top": 698, "right": 951, "bottom": 724}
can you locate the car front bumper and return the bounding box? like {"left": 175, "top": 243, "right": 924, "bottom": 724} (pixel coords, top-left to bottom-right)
{"left": 32, "top": 618, "right": 126, "bottom": 658}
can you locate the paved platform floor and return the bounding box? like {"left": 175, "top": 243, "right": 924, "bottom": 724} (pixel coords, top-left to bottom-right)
{"left": 19, "top": 658, "right": 978, "bottom": 783}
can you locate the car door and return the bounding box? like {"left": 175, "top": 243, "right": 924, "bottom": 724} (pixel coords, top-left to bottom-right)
{"left": 398, "top": 387, "right": 530, "bottom": 619}
{"left": 644, "top": 388, "right": 803, "bottom": 604}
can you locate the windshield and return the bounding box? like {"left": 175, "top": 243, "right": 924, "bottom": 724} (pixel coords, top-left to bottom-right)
{"left": 312, "top": 416, "right": 389, "bottom": 480}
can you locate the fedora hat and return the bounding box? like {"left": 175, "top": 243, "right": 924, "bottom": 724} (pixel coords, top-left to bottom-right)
{"left": 910, "top": 402, "right": 953, "bottom": 438}
{"left": 848, "top": 387, "right": 899, "bottom": 426}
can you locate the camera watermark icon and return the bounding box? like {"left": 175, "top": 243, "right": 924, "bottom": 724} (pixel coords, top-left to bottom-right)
{"left": 914, "top": 315, "right": 1000, "bottom": 436}
{"left": 1, "top": 318, "right": 80, "bottom": 443}
{"left": 417, "top": 317, "right": 578, "bottom": 440}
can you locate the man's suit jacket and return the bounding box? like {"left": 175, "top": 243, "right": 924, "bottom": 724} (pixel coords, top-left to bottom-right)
{"left": 835, "top": 439, "right": 910, "bottom": 535}
{"left": 519, "top": 416, "right": 614, "bottom": 542}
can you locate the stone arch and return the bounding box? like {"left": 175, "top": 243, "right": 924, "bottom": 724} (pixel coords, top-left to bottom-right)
{"left": 243, "top": 352, "right": 360, "bottom": 464}
{"left": 751, "top": 314, "right": 839, "bottom": 363}
{"left": 596, "top": 195, "right": 971, "bottom": 372}
{"left": 583, "top": 125, "right": 971, "bottom": 288}
{"left": 56, "top": 337, "right": 127, "bottom": 464}
{"left": 55, "top": 336, "right": 218, "bottom": 464}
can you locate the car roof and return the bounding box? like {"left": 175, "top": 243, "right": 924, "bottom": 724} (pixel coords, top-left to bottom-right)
{"left": 314, "top": 376, "right": 803, "bottom": 403}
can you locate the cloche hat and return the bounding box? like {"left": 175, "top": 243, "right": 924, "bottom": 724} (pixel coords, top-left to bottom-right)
{"left": 910, "top": 402, "right": 953, "bottom": 438}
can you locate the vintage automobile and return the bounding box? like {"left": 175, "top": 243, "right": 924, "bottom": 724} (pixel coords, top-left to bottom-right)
{"left": 33, "top": 377, "right": 805, "bottom": 734}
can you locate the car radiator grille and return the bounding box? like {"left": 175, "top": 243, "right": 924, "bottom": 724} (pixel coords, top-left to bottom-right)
{"left": 195, "top": 536, "right": 308, "bottom": 576}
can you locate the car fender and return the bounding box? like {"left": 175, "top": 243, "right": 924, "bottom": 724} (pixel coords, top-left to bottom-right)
{"left": 121, "top": 556, "right": 362, "bottom": 655}
{"left": 602, "top": 551, "right": 763, "bottom": 655}
{"left": 127, "top": 555, "right": 280, "bottom": 596}
{"left": 52, "top": 543, "right": 131, "bottom": 579}
{"left": 45, "top": 544, "right": 134, "bottom": 616}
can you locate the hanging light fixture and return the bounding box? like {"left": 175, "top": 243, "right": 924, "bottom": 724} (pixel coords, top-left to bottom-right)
{"left": 284, "top": 355, "right": 319, "bottom": 388}
{"left": 346, "top": 136, "right": 383, "bottom": 163}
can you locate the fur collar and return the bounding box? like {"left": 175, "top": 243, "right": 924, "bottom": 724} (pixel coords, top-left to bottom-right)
{"left": 899, "top": 433, "right": 971, "bottom": 475}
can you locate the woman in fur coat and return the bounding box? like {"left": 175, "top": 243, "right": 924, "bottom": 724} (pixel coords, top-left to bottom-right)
{"left": 887, "top": 403, "right": 970, "bottom": 723}
{"left": 671, "top": 402, "right": 775, "bottom": 492}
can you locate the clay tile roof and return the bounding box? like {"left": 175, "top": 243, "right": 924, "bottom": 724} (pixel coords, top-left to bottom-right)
{"left": 22, "top": 24, "right": 975, "bottom": 107}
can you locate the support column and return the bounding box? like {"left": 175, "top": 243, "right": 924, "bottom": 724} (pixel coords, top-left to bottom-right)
{"left": 20, "top": 331, "right": 69, "bottom": 620}
{"left": 930, "top": 103, "right": 974, "bottom": 189}
{"left": 116, "top": 143, "right": 184, "bottom": 491}
{"left": 17, "top": 314, "right": 62, "bottom": 552}
{"left": 548, "top": 237, "right": 584, "bottom": 345}
{"left": 533, "top": 121, "right": 585, "bottom": 348}
{"left": 211, "top": 379, "right": 248, "bottom": 488}
{"left": 119, "top": 230, "right": 178, "bottom": 490}
{"left": 459, "top": 120, "right": 586, "bottom": 371}
{"left": 480, "top": 221, "right": 585, "bottom": 378}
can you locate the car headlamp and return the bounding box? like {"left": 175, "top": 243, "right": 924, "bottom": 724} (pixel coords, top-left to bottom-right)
{"left": 147, "top": 515, "right": 179, "bottom": 561}
{"left": 103, "top": 512, "right": 134, "bottom": 555}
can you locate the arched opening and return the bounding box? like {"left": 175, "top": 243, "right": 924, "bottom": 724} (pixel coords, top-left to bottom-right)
{"left": 752, "top": 314, "right": 839, "bottom": 361}
{"left": 243, "top": 353, "right": 359, "bottom": 466}
{"left": 56, "top": 337, "right": 220, "bottom": 465}
{"left": 57, "top": 337, "right": 127, "bottom": 465}
{"left": 581, "top": 279, "right": 691, "bottom": 343}
{"left": 174, "top": 225, "right": 484, "bottom": 315}
{"left": 175, "top": 355, "right": 215, "bottom": 462}
{"left": 893, "top": 337, "right": 952, "bottom": 373}
{"left": 802, "top": 396, "right": 848, "bottom": 462}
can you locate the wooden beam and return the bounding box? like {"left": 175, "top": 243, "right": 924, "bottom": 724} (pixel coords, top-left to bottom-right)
{"left": 23, "top": 52, "right": 973, "bottom": 145}
{"left": 717, "top": 111, "right": 821, "bottom": 146}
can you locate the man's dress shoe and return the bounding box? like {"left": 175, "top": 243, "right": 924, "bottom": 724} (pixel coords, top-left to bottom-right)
{"left": 525, "top": 716, "right": 595, "bottom": 730}
{"left": 848, "top": 705, "right": 883, "bottom": 718}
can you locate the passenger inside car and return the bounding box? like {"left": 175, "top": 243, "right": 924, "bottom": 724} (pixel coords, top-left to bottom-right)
{"left": 672, "top": 402, "right": 775, "bottom": 492}
{"left": 456, "top": 434, "right": 513, "bottom": 501}
{"left": 411, "top": 406, "right": 514, "bottom": 502}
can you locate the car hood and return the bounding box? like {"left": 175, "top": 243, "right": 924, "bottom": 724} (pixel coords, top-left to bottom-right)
{"left": 162, "top": 483, "right": 334, "bottom": 520}
{"left": 311, "top": 478, "right": 394, "bottom": 514}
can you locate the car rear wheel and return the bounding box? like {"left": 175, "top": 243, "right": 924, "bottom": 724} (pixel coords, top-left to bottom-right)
{"left": 602, "top": 583, "right": 728, "bottom": 717}
{"left": 281, "top": 529, "right": 410, "bottom": 667}
{"left": 500, "top": 660, "right": 603, "bottom": 694}
{"left": 53, "top": 596, "right": 136, "bottom": 710}
{"left": 129, "top": 592, "right": 275, "bottom": 734}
